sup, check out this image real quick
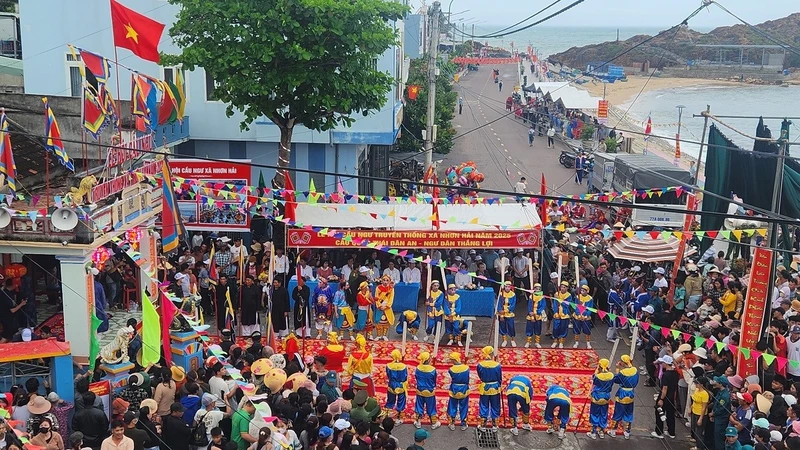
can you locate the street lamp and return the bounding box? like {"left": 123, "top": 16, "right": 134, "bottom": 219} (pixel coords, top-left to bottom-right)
{"left": 675, "top": 104, "right": 686, "bottom": 166}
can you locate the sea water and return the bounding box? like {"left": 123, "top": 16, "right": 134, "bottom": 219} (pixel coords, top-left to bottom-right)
{"left": 477, "top": 26, "right": 800, "bottom": 162}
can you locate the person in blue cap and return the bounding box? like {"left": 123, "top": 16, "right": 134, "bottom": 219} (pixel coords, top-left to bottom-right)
{"left": 408, "top": 429, "right": 429, "bottom": 450}
{"left": 544, "top": 384, "right": 571, "bottom": 439}
{"left": 725, "top": 426, "right": 742, "bottom": 450}
{"left": 446, "top": 351, "right": 470, "bottom": 431}
{"left": 712, "top": 376, "right": 732, "bottom": 450}
{"left": 587, "top": 358, "right": 614, "bottom": 439}
{"left": 385, "top": 349, "right": 408, "bottom": 423}
{"left": 608, "top": 354, "right": 639, "bottom": 439}
{"left": 396, "top": 310, "right": 421, "bottom": 341}
{"left": 476, "top": 346, "right": 502, "bottom": 431}
{"left": 506, "top": 375, "right": 533, "bottom": 436}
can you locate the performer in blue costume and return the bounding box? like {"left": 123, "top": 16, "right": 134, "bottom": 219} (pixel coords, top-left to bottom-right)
{"left": 443, "top": 284, "right": 462, "bottom": 345}
{"left": 424, "top": 280, "right": 444, "bottom": 342}
{"left": 395, "top": 310, "right": 421, "bottom": 341}
{"left": 385, "top": 349, "right": 408, "bottom": 423}
{"left": 497, "top": 281, "right": 517, "bottom": 347}
{"left": 476, "top": 346, "right": 502, "bottom": 431}
{"left": 587, "top": 358, "right": 614, "bottom": 439}
{"left": 525, "top": 283, "right": 547, "bottom": 348}
{"left": 572, "top": 284, "right": 594, "bottom": 349}
{"left": 446, "top": 351, "right": 470, "bottom": 431}
{"left": 413, "top": 351, "right": 441, "bottom": 429}
{"left": 544, "top": 384, "right": 571, "bottom": 439}
{"left": 608, "top": 354, "right": 639, "bottom": 439}
{"left": 451, "top": 316, "right": 470, "bottom": 346}
{"left": 551, "top": 281, "right": 572, "bottom": 348}
{"left": 506, "top": 375, "right": 534, "bottom": 436}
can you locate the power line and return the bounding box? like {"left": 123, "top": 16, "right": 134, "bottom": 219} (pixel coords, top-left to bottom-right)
{"left": 709, "top": 1, "right": 800, "bottom": 59}
{"left": 8, "top": 128, "right": 797, "bottom": 225}
{"left": 453, "top": 83, "right": 799, "bottom": 222}
{"left": 453, "top": 0, "right": 585, "bottom": 39}
{"left": 454, "top": 0, "right": 564, "bottom": 39}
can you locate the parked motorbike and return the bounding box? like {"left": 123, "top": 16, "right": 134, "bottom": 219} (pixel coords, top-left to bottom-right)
{"left": 559, "top": 150, "right": 575, "bottom": 169}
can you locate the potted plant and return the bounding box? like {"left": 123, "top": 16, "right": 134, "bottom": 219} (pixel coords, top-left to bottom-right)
{"left": 605, "top": 136, "right": 619, "bottom": 153}
{"left": 580, "top": 125, "right": 595, "bottom": 150}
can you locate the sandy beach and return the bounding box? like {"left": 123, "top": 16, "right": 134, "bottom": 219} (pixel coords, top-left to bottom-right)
{"left": 580, "top": 75, "right": 740, "bottom": 107}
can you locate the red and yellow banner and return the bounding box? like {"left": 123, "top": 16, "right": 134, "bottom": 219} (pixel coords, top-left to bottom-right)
{"left": 287, "top": 229, "right": 540, "bottom": 249}
{"left": 597, "top": 100, "right": 609, "bottom": 125}
{"left": 737, "top": 247, "right": 773, "bottom": 377}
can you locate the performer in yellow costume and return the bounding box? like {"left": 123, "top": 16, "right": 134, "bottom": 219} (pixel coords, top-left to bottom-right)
{"left": 497, "top": 281, "right": 517, "bottom": 348}
{"left": 424, "top": 280, "right": 444, "bottom": 342}
{"left": 373, "top": 275, "right": 395, "bottom": 341}
{"left": 345, "top": 334, "right": 375, "bottom": 396}
{"left": 443, "top": 284, "right": 462, "bottom": 346}
{"left": 525, "top": 283, "right": 547, "bottom": 348}
{"left": 572, "top": 284, "right": 594, "bottom": 349}
{"left": 385, "top": 349, "right": 408, "bottom": 422}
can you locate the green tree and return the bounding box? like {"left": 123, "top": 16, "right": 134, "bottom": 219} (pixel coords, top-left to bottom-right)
{"left": 163, "top": 0, "right": 407, "bottom": 187}
{"left": 398, "top": 58, "right": 457, "bottom": 155}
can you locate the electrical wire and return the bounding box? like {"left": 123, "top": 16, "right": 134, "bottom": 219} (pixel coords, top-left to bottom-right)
{"left": 709, "top": 1, "right": 800, "bottom": 59}
{"left": 452, "top": 0, "right": 585, "bottom": 39}
{"left": 454, "top": 83, "right": 799, "bottom": 223}
{"left": 454, "top": 0, "right": 564, "bottom": 39}
{"left": 8, "top": 126, "right": 797, "bottom": 225}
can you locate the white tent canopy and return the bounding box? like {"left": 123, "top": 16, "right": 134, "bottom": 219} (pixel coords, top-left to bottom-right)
{"left": 294, "top": 203, "right": 542, "bottom": 230}
{"left": 531, "top": 82, "right": 602, "bottom": 110}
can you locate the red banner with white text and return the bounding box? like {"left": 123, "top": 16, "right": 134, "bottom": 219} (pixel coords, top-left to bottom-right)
{"left": 737, "top": 247, "right": 773, "bottom": 377}
{"left": 287, "top": 229, "right": 540, "bottom": 249}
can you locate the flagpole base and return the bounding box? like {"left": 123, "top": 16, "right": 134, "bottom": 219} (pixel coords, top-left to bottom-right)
{"left": 98, "top": 361, "right": 135, "bottom": 389}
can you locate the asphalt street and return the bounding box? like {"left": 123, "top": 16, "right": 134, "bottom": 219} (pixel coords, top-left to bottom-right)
{"left": 395, "top": 64, "right": 694, "bottom": 450}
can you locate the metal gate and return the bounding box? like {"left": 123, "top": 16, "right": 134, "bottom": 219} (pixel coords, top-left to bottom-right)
{"left": 0, "top": 360, "right": 52, "bottom": 393}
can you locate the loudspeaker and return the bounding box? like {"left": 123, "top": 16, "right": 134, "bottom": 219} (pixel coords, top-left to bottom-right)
{"left": 0, "top": 208, "right": 10, "bottom": 229}
{"left": 51, "top": 208, "right": 79, "bottom": 231}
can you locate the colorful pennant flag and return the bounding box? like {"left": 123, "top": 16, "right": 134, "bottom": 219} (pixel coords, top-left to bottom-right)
{"left": 0, "top": 110, "right": 17, "bottom": 195}
{"left": 42, "top": 98, "right": 74, "bottom": 172}
{"left": 160, "top": 159, "right": 185, "bottom": 253}
{"left": 77, "top": 48, "right": 112, "bottom": 85}
{"left": 141, "top": 291, "right": 161, "bottom": 367}
{"left": 159, "top": 291, "right": 177, "bottom": 364}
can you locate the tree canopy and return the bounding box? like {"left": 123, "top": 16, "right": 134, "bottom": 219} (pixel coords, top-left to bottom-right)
{"left": 398, "top": 58, "right": 456, "bottom": 155}
{"left": 163, "top": 0, "right": 408, "bottom": 186}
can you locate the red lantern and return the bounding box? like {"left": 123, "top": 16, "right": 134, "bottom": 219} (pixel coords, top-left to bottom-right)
{"left": 407, "top": 85, "right": 420, "bottom": 101}
{"left": 5, "top": 263, "right": 26, "bottom": 279}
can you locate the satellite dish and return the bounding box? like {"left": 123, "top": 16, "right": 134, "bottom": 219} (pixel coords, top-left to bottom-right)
{"left": 52, "top": 208, "right": 79, "bottom": 231}
{"left": 0, "top": 208, "right": 10, "bottom": 229}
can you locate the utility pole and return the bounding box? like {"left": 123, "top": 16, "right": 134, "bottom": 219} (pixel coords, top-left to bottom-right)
{"left": 675, "top": 104, "right": 686, "bottom": 166}
{"left": 694, "top": 105, "right": 711, "bottom": 183}
{"left": 424, "top": 1, "right": 441, "bottom": 169}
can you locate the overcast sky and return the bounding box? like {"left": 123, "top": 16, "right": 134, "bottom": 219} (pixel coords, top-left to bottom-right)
{"left": 415, "top": 0, "right": 799, "bottom": 29}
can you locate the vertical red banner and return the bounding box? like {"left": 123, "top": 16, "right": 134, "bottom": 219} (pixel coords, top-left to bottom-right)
{"left": 737, "top": 247, "right": 774, "bottom": 377}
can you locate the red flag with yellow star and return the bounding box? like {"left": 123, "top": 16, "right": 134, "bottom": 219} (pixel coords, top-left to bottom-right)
{"left": 110, "top": 0, "right": 165, "bottom": 63}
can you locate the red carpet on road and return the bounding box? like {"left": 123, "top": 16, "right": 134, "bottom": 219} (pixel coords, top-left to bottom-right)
{"left": 260, "top": 337, "right": 606, "bottom": 431}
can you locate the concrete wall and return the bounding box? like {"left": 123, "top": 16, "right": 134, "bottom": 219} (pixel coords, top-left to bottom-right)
{"left": 19, "top": 0, "right": 403, "bottom": 146}
{"left": 662, "top": 66, "right": 787, "bottom": 83}
{"left": 0, "top": 92, "right": 130, "bottom": 159}
{"left": 405, "top": 14, "right": 425, "bottom": 59}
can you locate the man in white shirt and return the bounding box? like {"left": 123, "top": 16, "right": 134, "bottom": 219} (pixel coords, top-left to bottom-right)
{"left": 230, "top": 237, "right": 249, "bottom": 262}
{"left": 653, "top": 267, "right": 669, "bottom": 289}
{"left": 513, "top": 177, "right": 527, "bottom": 194}
{"left": 101, "top": 422, "right": 134, "bottom": 450}
{"left": 178, "top": 248, "right": 195, "bottom": 267}
{"left": 787, "top": 325, "right": 800, "bottom": 379}
{"left": 193, "top": 393, "right": 230, "bottom": 440}
{"left": 383, "top": 261, "right": 401, "bottom": 284}
{"left": 402, "top": 261, "right": 421, "bottom": 283}
{"left": 274, "top": 248, "right": 290, "bottom": 285}
{"left": 494, "top": 249, "right": 509, "bottom": 280}
{"left": 773, "top": 270, "right": 792, "bottom": 308}
{"left": 297, "top": 258, "right": 314, "bottom": 280}
{"left": 341, "top": 257, "right": 355, "bottom": 281}
{"left": 208, "top": 363, "right": 234, "bottom": 409}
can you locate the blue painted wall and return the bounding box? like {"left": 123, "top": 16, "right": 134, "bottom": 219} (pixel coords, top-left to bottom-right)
{"left": 19, "top": 0, "right": 403, "bottom": 145}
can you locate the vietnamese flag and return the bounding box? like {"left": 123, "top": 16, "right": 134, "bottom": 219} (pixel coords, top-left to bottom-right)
{"left": 110, "top": 0, "right": 165, "bottom": 63}
{"left": 283, "top": 170, "right": 297, "bottom": 222}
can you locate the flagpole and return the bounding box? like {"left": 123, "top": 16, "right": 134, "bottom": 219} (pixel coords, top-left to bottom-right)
{"left": 43, "top": 101, "right": 50, "bottom": 209}
{"left": 111, "top": 0, "right": 123, "bottom": 134}
{"left": 81, "top": 85, "right": 88, "bottom": 173}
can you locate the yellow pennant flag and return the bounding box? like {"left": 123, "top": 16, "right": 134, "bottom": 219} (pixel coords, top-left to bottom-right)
{"left": 141, "top": 292, "right": 161, "bottom": 367}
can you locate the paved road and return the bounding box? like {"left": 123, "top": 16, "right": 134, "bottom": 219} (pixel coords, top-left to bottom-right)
{"left": 445, "top": 64, "right": 587, "bottom": 199}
